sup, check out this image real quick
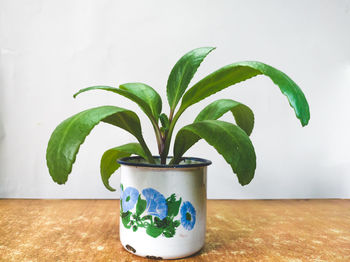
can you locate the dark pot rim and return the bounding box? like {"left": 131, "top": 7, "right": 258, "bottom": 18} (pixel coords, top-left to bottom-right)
{"left": 117, "top": 156, "right": 212, "bottom": 169}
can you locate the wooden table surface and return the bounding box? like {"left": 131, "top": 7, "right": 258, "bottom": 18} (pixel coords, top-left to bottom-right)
{"left": 0, "top": 199, "right": 349, "bottom": 262}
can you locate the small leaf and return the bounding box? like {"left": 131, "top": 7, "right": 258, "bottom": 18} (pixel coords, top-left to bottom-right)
{"left": 173, "top": 120, "right": 256, "bottom": 185}
{"left": 46, "top": 106, "right": 153, "bottom": 185}
{"left": 194, "top": 99, "right": 254, "bottom": 136}
{"left": 159, "top": 113, "right": 170, "bottom": 131}
{"left": 100, "top": 143, "right": 146, "bottom": 191}
{"left": 167, "top": 47, "right": 216, "bottom": 111}
{"left": 136, "top": 195, "right": 147, "bottom": 216}
{"left": 181, "top": 61, "right": 310, "bottom": 127}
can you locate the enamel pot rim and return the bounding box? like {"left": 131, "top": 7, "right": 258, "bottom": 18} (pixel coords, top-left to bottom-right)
{"left": 117, "top": 156, "right": 212, "bottom": 169}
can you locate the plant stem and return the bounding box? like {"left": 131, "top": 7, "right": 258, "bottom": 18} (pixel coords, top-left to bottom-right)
{"left": 169, "top": 109, "right": 174, "bottom": 122}
{"left": 151, "top": 121, "right": 163, "bottom": 156}
{"left": 138, "top": 137, "right": 155, "bottom": 164}
{"left": 160, "top": 106, "right": 185, "bottom": 164}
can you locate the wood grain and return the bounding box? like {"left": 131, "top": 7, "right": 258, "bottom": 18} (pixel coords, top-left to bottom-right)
{"left": 0, "top": 199, "right": 349, "bottom": 261}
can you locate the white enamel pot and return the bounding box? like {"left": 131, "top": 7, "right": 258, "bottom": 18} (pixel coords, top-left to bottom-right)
{"left": 117, "top": 156, "right": 211, "bottom": 259}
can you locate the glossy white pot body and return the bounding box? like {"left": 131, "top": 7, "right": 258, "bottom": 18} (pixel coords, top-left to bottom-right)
{"left": 118, "top": 157, "right": 211, "bottom": 259}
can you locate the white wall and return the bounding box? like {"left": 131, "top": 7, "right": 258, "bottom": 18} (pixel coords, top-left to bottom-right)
{"left": 1, "top": 0, "right": 349, "bottom": 199}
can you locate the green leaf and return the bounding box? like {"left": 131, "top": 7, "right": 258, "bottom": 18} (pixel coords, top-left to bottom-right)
{"left": 141, "top": 215, "right": 152, "bottom": 222}
{"left": 173, "top": 120, "right": 256, "bottom": 185}
{"left": 180, "top": 61, "right": 310, "bottom": 127}
{"left": 46, "top": 106, "right": 153, "bottom": 185}
{"left": 74, "top": 84, "right": 162, "bottom": 123}
{"left": 120, "top": 198, "right": 123, "bottom": 213}
{"left": 194, "top": 99, "right": 254, "bottom": 136}
{"left": 163, "top": 226, "right": 176, "bottom": 238}
{"left": 119, "top": 83, "right": 162, "bottom": 122}
{"left": 146, "top": 224, "right": 163, "bottom": 238}
{"left": 159, "top": 113, "right": 170, "bottom": 131}
{"left": 166, "top": 194, "right": 182, "bottom": 218}
{"left": 121, "top": 211, "right": 132, "bottom": 229}
{"left": 154, "top": 216, "right": 167, "bottom": 228}
{"left": 136, "top": 195, "right": 147, "bottom": 216}
{"left": 173, "top": 220, "right": 180, "bottom": 227}
{"left": 100, "top": 143, "right": 146, "bottom": 191}
{"left": 167, "top": 47, "right": 216, "bottom": 111}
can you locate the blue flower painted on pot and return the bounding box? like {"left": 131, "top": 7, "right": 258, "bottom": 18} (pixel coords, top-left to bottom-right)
{"left": 180, "top": 201, "right": 196, "bottom": 230}
{"left": 142, "top": 188, "right": 168, "bottom": 220}
{"left": 121, "top": 187, "right": 139, "bottom": 212}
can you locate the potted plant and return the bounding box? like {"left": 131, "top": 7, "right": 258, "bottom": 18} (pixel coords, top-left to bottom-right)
{"left": 46, "top": 47, "right": 310, "bottom": 259}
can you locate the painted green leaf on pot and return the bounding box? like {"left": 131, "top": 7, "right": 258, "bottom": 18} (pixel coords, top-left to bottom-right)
{"left": 100, "top": 143, "right": 146, "bottom": 191}
{"left": 180, "top": 61, "right": 310, "bottom": 127}
{"left": 173, "top": 120, "right": 256, "bottom": 185}
{"left": 167, "top": 47, "right": 216, "bottom": 111}
{"left": 173, "top": 220, "right": 180, "bottom": 227}
{"left": 166, "top": 194, "right": 182, "bottom": 218}
{"left": 46, "top": 106, "right": 153, "bottom": 185}
{"left": 136, "top": 195, "right": 147, "bottom": 216}
{"left": 153, "top": 217, "right": 178, "bottom": 238}
{"left": 162, "top": 226, "right": 176, "bottom": 238}
{"left": 121, "top": 211, "right": 132, "bottom": 229}
{"left": 194, "top": 99, "right": 254, "bottom": 136}
{"left": 146, "top": 224, "right": 163, "bottom": 238}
